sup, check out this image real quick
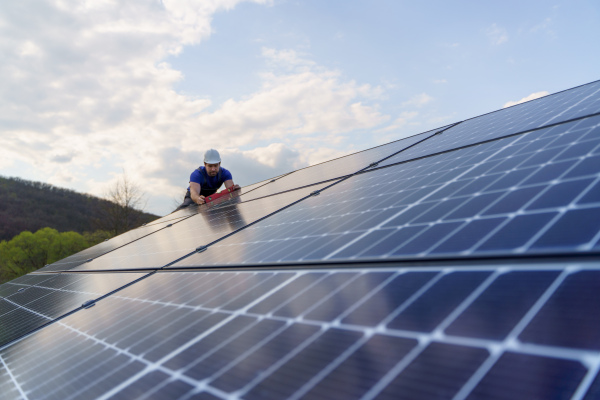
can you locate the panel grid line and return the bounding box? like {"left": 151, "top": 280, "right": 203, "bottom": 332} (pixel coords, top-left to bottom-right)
{"left": 432, "top": 269, "right": 504, "bottom": 334}
{"left": 359, "top": 342, "right": 429, "bottom": 400}
{"left": 543, "top": 86, "right": 600, "bottom": 126}
{"left": 233, "top": 326, "right": 324, "bottom": 398}
{"left": 322, "top": 130, "right": 529, "bottom": 259}
{"left": 0, "top": 354, "right": 27, "bottom": 400}
{"left": 4, "top": 266, "right": 600, "bottom": 400}
{"left": 452, "top": 267, "right": 573, "bottom": 400}
{"left": 373, "top": 110, "right": 600, "bottom": 173}
{"left": 288, "top": 333, "right": 372, "bottom": 400}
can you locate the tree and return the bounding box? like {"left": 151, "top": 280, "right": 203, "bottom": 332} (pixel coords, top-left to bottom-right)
{"left": 97, "top": 172, "right": 148, "bottom": 236}
{"left": 0, "top": 228, "right": 91, "bottom": 283}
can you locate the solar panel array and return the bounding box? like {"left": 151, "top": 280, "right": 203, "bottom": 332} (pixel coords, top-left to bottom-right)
{"left": 1, "top": 80, "right": 600, "bottom": 399}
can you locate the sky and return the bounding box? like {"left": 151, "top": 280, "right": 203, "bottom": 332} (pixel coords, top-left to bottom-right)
{"left": 1, "top": 0, "right": 599, "bottom": 216}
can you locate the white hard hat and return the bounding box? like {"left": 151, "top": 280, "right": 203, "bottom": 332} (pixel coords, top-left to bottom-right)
{"left": 203, "top": 149, "right": 221, "bottom": 164}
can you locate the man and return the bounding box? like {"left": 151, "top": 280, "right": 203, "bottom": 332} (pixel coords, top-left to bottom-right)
{"left": 174, "top": 149, "right": 238, "bottom": 211}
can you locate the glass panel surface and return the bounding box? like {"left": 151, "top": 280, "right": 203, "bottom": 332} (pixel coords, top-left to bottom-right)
{"left": 68, "top": 182, "right": 329, "bottom": 271}
{"left": 173, "top": 115, "right": 600, "bottom": 267}
{"left": 1, "top": 263, "right": 598, "bottom": 399}
{"left": 39, "top": 218, "right": 180, "bottom": 272}
{"left": 0, "top": 272, "right": 147, "bottom": 347}
{"left": 379, "top": 81, "right": 600, "bottom": 168}
{"left": 229, "top": 127, "right": 446, "bottom": 203}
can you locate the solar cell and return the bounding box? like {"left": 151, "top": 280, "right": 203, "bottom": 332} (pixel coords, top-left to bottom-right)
{"left": 172, "top": 114, "right": 600, "bottom": 267}
{"left": 1, "top": 264, "right": 599, "bottom": 399}
{"left": 465, "top": 352, "right": 587, "bottom": 400}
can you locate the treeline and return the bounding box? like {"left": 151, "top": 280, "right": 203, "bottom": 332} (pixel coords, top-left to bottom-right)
{"left": 0, "top": 227, "right": 112, "bottom": 283}
{"left": 0, "top": 175, "right": 158, "bottom": 241}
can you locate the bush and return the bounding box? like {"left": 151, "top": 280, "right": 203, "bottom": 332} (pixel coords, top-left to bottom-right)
{"left": 0, "top": 227, "right": 113, "bottom": 283}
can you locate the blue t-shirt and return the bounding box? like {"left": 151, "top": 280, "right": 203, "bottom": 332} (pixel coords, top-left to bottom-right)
{"left": 188, "top": 166, "right": 233, "bottom": 193}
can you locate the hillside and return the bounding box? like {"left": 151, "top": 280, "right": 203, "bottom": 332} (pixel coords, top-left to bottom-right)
{"left": 0, "top": 176, "right": 159, "bottom": 241}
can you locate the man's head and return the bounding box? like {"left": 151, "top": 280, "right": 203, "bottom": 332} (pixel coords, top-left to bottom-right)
{"left": 203, "top": 149, "right": 221, "bottom": 177}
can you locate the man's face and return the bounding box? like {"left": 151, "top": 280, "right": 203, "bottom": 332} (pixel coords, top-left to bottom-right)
{"left": 204, "top": 162, "right": 220, "bottom": 177}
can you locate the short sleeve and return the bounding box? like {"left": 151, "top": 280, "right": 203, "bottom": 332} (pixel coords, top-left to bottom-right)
{"left": 189, "top": 169, "right": 203, "bottom": 185}
{"left": 221, "top": 168, "right": 233, "bottom": 181}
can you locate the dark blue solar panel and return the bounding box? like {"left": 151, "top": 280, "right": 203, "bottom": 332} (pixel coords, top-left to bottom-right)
{"left": 374, "top": 342, "right": 489, "bottom": 400}
{"left": 38, "top": 218, "right": 177, "bottom": 272}
{"left": 63, "top": 182, "right": 329, "bottom": 272}
{"left": 466, "top": 352, "right": 587, "bottom": 400}
{"left": 445, "top": 270, "right": 560, "bottom": 340}
{"left": 387, "top": 271, "right": 491, "bottom": 332}
{"left": 519, "top": 270, "right": 600, "bottom": 350}
{"left": 226, "top": 126, "right": 446, "bottom": 204}
{"left": 0, "top": 272, "right": 147, "bottom": 347}
{"left": 171, "top": 114, "right": 600, "bottom": 267}
{"left": 378, "top": 80, "right": 600, "bottom": 168}
{"left": 2, "top": 264, "right": 598, "bottom": 399}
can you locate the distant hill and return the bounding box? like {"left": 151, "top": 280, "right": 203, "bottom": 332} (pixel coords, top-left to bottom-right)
{"left": 0, "top": 176, "right": 159, "bottom": 241}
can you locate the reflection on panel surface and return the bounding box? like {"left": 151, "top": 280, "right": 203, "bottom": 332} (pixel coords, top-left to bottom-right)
{"left": 224, "top": 127, "right": 444, "bottom": 204}
{"left": 1, "top": 264, "right": 599, "bottom": 399}
{"left": 379, "top": 80, "right": 600, "bottom": 168}
{"left": 0, "top": 272, "right": 147, "bottom": 347}
{"left": 174, "top": 115, "right": 600, "bottom": 267}
{"left": 39, "top": 219, "right": 179, "bottom": 272}
{"left": 67, "top": 183, "right": 329, "bottom": 271}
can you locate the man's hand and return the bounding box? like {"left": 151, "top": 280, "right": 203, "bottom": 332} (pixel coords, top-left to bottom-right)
{"left": 196, "top": 195, "right": 206, "bottom": 205}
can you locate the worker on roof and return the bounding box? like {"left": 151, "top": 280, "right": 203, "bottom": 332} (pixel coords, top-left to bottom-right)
{"left": 174, "top": 149, "right": 239, "bottom": 211}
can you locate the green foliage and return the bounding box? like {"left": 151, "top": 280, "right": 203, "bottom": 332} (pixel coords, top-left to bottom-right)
{"left": 0, "top": 227, "right": 111, "bottom": 283}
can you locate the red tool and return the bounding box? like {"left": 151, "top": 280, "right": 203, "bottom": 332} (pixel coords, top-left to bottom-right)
{"left": 204, "top": 186, "right": 239, "bottom": 203}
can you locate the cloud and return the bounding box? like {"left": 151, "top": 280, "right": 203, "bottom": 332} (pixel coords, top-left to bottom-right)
{"left": 503, "top": 91, "right": 550, "bottom": 108}
{"left": 377, "top": 111, "right": 419, "bottom": 133}
{"left": 0, "top": 2, "right": 390, "bottom": 215}
{"left": 486, "top": 23, "right": 508, "bottom": 45}
{"left": 402, "top": 93, "right": 433, "bottom": 108}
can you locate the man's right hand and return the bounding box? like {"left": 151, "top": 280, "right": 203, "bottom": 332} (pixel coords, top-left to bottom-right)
{"left": 196, "top": 195, "right": 206, "bottom": 205}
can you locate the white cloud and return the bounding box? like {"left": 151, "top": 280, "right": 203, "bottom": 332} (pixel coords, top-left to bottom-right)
{"left": 0, "top": 2, "right": 390, "bottom": 215}
{"left": 402, "top": 93, "right": 434, "bottom": 108}
{"left": 377, "top": 111, "right": 419, "bottom": 133}
{"left": 486, "top": 23, "right": 508, "bottom": 45}
{"left": 503, "top": 91, "right": 550, "bottom": 108}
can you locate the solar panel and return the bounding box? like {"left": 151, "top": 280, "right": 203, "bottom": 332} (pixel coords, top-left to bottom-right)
{"left": 229, "top": 126, "right": 447, "bottom": 203}
{"left": 2, "top": 264, "right": 600, "bottom": 399}
{"left": 0, "top": 272, "right": 148, "bottom": 348}
{"left": 39, "top": 218, "right": 184, "bottom": 272}
{"left": 171, "top": 114, "right": 600, "bottom": 268}
{"left": 59, "top": 182, "right": 330, "bottom": 272}
{"left": 377, "top": 79, "right": 600, "bottom": 168}
{"left": 2, "top": 81, "right": 600, "bottom": 399}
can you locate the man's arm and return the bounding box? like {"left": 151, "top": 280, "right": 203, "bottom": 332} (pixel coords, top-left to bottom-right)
{"left": 224, "top": 180, "right": 240, "bottom": 190}
{"left": 189, "top": 182, "right": 205, "bottom": 204}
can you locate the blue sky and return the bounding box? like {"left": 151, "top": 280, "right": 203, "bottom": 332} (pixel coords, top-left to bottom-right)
{"left": 0, "top": 0, "right": 599, "bottom": 216}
